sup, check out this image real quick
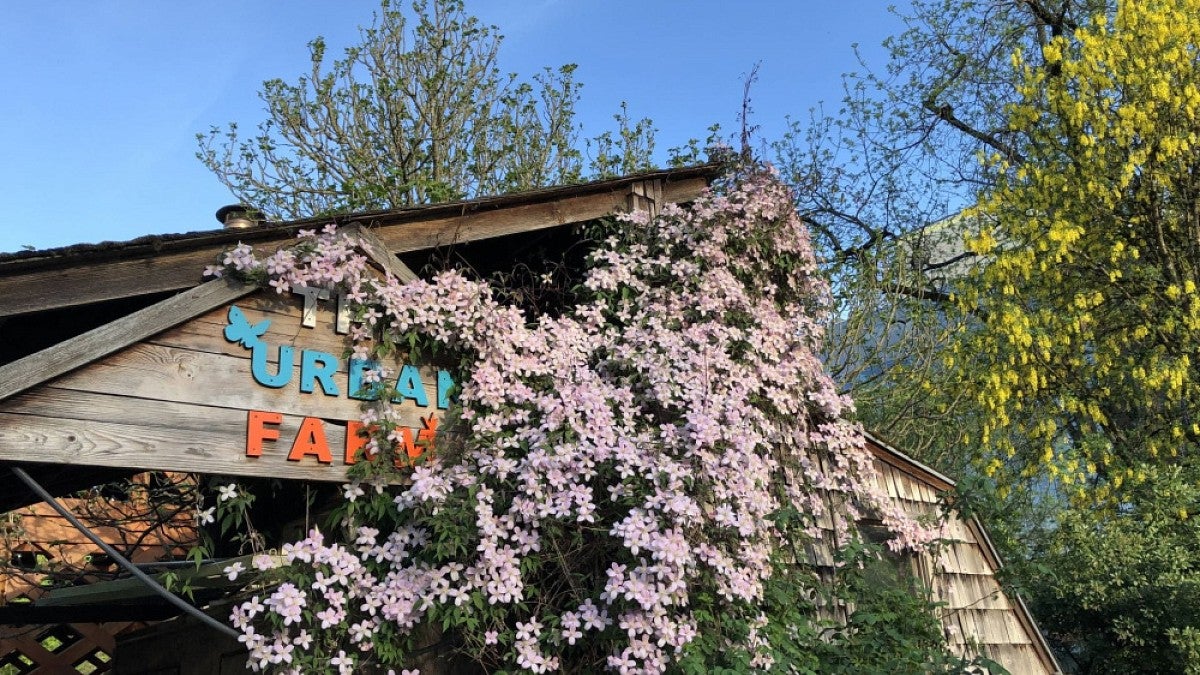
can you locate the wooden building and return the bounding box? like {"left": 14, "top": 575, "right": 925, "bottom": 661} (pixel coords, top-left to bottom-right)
{"left": 859, "top": 433, "right": 1059, "bottom": 673}
{"left": 0, "top": 166, "right": 1058, "bottom": 673}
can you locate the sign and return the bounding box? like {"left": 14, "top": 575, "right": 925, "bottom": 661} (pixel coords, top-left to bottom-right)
{"left": 220, "top": 290, "right": 453, "bottom": 472}
{"left": 0, "top": 287, "right": 452, "bottom": 482}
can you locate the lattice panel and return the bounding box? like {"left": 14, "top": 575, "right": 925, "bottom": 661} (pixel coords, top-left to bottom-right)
{"left": 0, "top": 622, "right": 125, "bottom": 674}
{"left": 0, "top": 647, "right": 38, "bottom": 675}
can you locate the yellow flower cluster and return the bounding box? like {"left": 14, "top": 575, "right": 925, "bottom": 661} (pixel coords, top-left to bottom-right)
{"left": 953, "top": 0, "right": 1200, "bottom": 504}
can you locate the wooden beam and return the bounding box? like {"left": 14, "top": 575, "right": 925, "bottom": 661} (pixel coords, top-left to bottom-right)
{"left": 0, "top": 602, "right": 183, "bottom": 624}
{"left": 0, "top": 399, "right": 363, "bottom": 483}
{"left": 0, "top": 278, "right": 252, "bottom": 403}
{"left": 0, "top": 176, "right": 709, "bottom": 318}
{"left": 626, "top": 179, "right": 666, "bottom": 217}
{"left": 343, "top": 222, "right": 418, "bottom": 282}
{"left": 37, "top": 555, "right": 263, "bottom": 607}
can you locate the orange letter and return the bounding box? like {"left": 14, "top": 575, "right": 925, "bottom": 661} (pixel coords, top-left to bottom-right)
{"left": 344, "top": 420, "right": 374, "bottom": 465}
{"left": 396, "top": 415, "right": 439, "bottom": 466}
{"left": 417, "top": 415, "right": 438, "bottom": 456}
{"left": 288, "top": 417, "right": 333, "bottom": 464}
{"left": 246, "top": 410, "right": 282, "bottom": 457}
{"left": 396, "top": 427, "right": 418, "bottom": 467}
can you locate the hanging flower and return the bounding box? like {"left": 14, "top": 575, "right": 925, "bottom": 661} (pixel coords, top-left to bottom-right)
{"left": 215, "top": 167, "right": 938, "bottom": 673}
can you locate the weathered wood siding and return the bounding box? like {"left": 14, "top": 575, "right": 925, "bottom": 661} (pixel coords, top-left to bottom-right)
{"left": 867, "top": 444, "right": 1058, "bottom": 674}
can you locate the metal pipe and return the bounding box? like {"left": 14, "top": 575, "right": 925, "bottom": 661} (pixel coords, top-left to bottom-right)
{"left": 10, "top": 466, "right": 239, "bottom": 638}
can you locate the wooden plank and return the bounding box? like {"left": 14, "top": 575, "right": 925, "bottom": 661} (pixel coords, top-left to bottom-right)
{"left": 882, "top": 466, "right": 901, "bottom": 499}
{"left": 0, "top": 405, "right": 405, "bottom": 482}
{"left": 989, "top": 646, "right": 1042, "bottom": 675}
{"left": 939, "top": 543, "right": 963, "bottom": 574}
{"left": 40, "top": 343, "right": 441, "bottom": 429}
{"left": 150, "top": 295, "right": 367, "bottom": 362}
{"left": 627, "top": 181, "right": 653, "bottom": 216}
{"left": 39, "top": 556, "right": 268, "bottom": 608}
{"left": 0, "top": 246, "right": 228, "bottom": 319}
{"left": 0, "top": 278, "right": 252, "bottom": 403}
{"left": 957, "top": 517, "right": 979, "bottom": 543}
{"left": 947, "top": 574, "right": 985, "bottom": 610}
{"left": 11, "top": 288, "right": 443, "bottom": 425}
{"left": 978, "top": 609, "right": 1012, "bottom": 644}
{"left": 2, "top": 384, "right": 451, "bottom": 456}
{"left": 372, "top": 191, "right": 630, "bottom": 254}
{"left": 872, "top": 463, "right": 890, "bottom": 494}
{"left": 961, "top": 541, "right": 993, "bottom": 575}
{"left": 956, "top": 574, "right": 984, "bottom": 608}
{"left": 6, "top": 387, "right": 296, "bottom": 434}
{"left": 980, "top": 581, "right": 1011, "bottom": 611}
{"left": 934, "top": 575, "right": 956, "bottom": 607}
{"left": 957, "top": 609, "right": 980, "bottom": 643}
{"left": 896, "top": 471, "right": 916, "bottom": 502}
{"left": 0, "top": 176, "right": 711, "bottom": 318}
{"left": 945, "top": 612, "right": 969, "bottom": 646}
{"left": 943, "top": 514, "right": 974, "bottom": 543}
{"left": 913, "top": 481, "right": 936, "bottom": 503}
{"left": 344, "top": 223, "right": 419, "bottom": 283}
{"left": 944, "top": 542, "right": 968, "bottom": 573}
{"left": 890, "top": 467, "right": 909, "bottom": 501}
{"left": 151, "top": 315, "right": 347, "bottom": 362}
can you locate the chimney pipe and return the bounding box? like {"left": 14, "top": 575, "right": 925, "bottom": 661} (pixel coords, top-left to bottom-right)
{"left": 216, "top": 204, "right": 263, "bottom": 230}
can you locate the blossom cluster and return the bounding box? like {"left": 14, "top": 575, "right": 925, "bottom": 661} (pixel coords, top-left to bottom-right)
{"left": 217, "top": 169, "right": 940, "bottom": 672}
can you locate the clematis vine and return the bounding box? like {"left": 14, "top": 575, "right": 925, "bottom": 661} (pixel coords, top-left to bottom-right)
{"left": 211, "top": 167, "right": 941, "bottom": 673}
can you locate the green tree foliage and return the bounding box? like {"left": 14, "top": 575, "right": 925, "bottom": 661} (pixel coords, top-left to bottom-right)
{"left": 773, "top": 1, "right": 1112, "bottom": 474}
{"left": 775, "top": 0, "right": 1200, "bottom": 670}
{"left": 1032, "top": 465, "right": 1200, "bottom": 673}
{"left": 197, "top": 0, "right": 655, "bottom": 219}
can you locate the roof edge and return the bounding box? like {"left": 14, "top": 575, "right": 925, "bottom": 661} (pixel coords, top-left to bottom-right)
{"left": 0, "top": 164, "right": 721, "bottom": 272}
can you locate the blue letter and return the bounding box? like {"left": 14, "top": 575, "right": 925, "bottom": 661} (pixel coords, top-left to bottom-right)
{"left": 300, "top": 350, "right": 340, "bottom": 396}
{"left": 251, "top": 344, "right": 294, "bottom": 388}
{"left": 392, "top": 365, "right": 429, "bottom": 406}
{"left": 437, "top": 370, "right": 455, "bottom": 409}
{"left": 348, "top": 359, "right": 382, "bottom": 401}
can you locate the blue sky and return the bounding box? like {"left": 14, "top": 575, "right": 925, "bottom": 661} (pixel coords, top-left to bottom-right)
{"left": 0, "top": 1, "right": 904, "bottom": 253}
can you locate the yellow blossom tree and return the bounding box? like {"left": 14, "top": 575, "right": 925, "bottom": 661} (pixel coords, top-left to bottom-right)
{"left": 953, "top": 0, "right": 1200, "bottom": 667}
{"left": 962, "top": 0, "right": 1200, "bottom": 503}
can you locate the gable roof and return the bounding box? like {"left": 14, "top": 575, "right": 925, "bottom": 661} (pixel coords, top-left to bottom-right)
{"left": 0, "top": 166, "right": 718, "bottom": 511}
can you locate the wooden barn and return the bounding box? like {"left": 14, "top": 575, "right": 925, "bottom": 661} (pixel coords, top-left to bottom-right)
{"left": 0, "top": 166, "right": 1058, "bottom": 674}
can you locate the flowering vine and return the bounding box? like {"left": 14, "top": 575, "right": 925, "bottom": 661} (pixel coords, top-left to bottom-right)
{"left": 208, "top": 167, "right": 942, "bottom": 673}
